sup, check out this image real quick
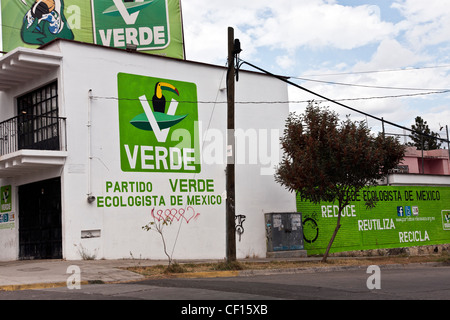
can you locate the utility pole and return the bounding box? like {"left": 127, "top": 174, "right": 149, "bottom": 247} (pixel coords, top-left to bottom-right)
{"left": 226, "top": 27, "right": 240, "bottom": 262}
{"left": 382, "top": 118, "right": 389, "bottom": 185}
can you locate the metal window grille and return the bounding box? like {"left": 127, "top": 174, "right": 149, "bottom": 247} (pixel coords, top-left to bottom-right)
{"left": 17, "top": 82, "right": 60, "bottom": 151}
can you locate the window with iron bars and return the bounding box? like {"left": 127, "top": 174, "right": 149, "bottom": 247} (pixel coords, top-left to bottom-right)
{"left": 16, "top": 81, "right": 60, "bottom": 151}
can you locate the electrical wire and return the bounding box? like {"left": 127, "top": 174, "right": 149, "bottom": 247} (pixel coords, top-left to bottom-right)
{"left": 291, "top": 76, "right": 450, "bottom": 92}
{"left": 301, "top": 64, "right": 450, "bottom": 77}
{"left": 90, "top": 88, "right": 450, "bottom": 105}
{"left": 237, "top": 58, "right": 450, "bottom": 144}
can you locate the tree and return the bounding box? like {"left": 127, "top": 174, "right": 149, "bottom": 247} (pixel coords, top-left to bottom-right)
{"left": 275, "top": 102, "right": 405, "bottom": 262}
{"left": 142, "top": 209, "right": 174, "bottom": 266}
{"left": 408, "top": 116, "right": 442, "bottom": 150}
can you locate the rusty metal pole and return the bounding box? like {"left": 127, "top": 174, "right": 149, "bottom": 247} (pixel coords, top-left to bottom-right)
{"left": 226, "top": 27, "right": 236, "bottom": 262}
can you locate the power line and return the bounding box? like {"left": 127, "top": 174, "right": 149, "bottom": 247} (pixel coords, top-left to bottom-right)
{"left": 324, "top": 90, "right": 450, "bottom": 101}
{"left": 238, "top": 58, "right": 450, "bottom": 144}
{"left": 91, "top": 88, "right": 450, "bottom": 105}
{"left": 291, "top": 76, "right": 450, "bottom": 92}
{"left": 301, "top": 64, "right": 450, "bottom": 77}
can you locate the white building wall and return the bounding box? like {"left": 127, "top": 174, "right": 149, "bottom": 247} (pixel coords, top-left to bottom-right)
{"left": 0, "top": 40, "right": 296, "bottom": 261}
{"left": 0, "top": 66, "right": 62, "bottom": 261}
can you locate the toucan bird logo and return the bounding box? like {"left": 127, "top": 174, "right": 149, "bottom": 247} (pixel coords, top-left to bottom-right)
{"left": 130, "top": 81, "right": 188, "bottom": 142}
{"left": 152, "top": 82, "right": 179, "bottom": 113}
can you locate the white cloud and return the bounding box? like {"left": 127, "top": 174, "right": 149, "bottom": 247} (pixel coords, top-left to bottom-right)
{"left": 354, "top": 39, "right": 427, "bottom": 70}
{"left": 421, "top": 105, "right": 450, "bottom": 134}
{"left": 182, "top": 1, "right": 396, "bottom": 64}
{"left": 181, "top": 0, "right": 450, "bottom": 139}
{"left": 392, "top": 0, "right": 450, "bottom": 49}
{"left": 276, "top": 54, "right": 295, "bottom": 70}
{"left": 285, "top": 0, "right": 450, "bottom": 128}
{"left": 248, "top": 3, "right": 394, "bottom": 51}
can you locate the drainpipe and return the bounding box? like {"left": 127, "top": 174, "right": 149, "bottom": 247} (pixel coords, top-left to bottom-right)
{"left": 87, "top": 89, "right": 95, "bottom": 203}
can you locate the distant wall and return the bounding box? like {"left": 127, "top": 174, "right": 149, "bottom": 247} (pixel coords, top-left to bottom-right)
{"left": 297, "top": 186, "right": 450, "bottom": 255}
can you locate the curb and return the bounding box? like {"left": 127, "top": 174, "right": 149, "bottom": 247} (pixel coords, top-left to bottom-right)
{"left": 238, "top": 261, "right": 448, "bottom": 277}
{"left": 170, "top": 270, "right": 241, "bottom": 279}
{"left": 0, "top": 281, "right": 90, "bottom": 292}
{"left": 168, "top": 261, "right": 449, "bottom": 279}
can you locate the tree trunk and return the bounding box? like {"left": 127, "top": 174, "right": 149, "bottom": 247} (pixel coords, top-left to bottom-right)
{"left": 321, "top": 209, "right": 342, "bottom": 263}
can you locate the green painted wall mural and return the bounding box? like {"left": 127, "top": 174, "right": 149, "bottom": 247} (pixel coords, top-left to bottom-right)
{"left": 297, "top": 186, "right": 450, "bottom": 255}
{"left": 117, "top": 72, "right": 200, "bottom": 173}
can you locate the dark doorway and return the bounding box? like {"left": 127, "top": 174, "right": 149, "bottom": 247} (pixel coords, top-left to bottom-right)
{"left": 19, "top": 178, "right": 62, "bottom": 260}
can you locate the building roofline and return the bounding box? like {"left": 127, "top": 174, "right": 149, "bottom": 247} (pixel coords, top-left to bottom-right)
{"left": 39, "top": 38, "right": 289, "bottom": 79}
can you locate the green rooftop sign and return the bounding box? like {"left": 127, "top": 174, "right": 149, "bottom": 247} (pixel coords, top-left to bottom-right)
{"left": 1, "top": 0, "right": 185, "bottom": 59}
{"left": 297, "top": 186, "right": 450, "bottom": 255}
{"left": 92, "top": 0, "right": 170, "bottom": 51}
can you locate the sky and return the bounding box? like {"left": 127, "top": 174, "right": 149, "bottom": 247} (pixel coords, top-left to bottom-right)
{"left": 181, "top": 0, "right": 450, "bottom": 142}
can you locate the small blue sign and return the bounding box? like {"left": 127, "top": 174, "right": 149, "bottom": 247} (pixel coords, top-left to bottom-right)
{"left": 405, "top": 206, "right": 412, "bottom": 217}
{"left": 397, "top": 206, "right": 404, "bottom": 217}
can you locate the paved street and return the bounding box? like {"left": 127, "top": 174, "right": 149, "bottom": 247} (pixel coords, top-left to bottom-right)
{"left": 1, "top": 264, "right": 449, "bottom": 304}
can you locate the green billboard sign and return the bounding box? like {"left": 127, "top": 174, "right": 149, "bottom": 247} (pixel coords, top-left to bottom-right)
{"left": 297, "top": 186, "right": 450, "bottom": 255}
{"left": 92, "top": 0, "right": 172, "bottom": 52}
{"left": 0, "top": 185, "right": 11, "bottom": 213}
{"left": 1, "top": 0, "right": 184, "bottom": 59}
{"left": 117, "top": 72, "right": 201, "bottom": 173}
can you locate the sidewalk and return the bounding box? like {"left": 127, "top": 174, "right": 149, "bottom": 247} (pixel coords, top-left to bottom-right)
{"left": 0, "top": 259, "right": 166, "bottom": 291}
{"left": 0, "top": 257, "right": 330, "bottom": 291}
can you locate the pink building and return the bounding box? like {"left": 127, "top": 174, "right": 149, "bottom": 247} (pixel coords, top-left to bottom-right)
{"left": 397, "top": 147, "right": 450, "bottom": 175}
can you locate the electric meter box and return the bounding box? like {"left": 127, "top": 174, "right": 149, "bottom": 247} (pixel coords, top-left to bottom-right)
{"left": 265, "top": 212, "right": 304, "bottom": 252}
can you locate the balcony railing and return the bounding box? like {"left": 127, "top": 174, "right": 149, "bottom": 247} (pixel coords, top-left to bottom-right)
{"left": 0, "top": 115, "right": 67, "bottom": 157}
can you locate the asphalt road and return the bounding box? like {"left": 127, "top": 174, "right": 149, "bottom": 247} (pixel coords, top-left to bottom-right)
{"left": 1, "top": 264, "right": 449, "bottom": 311}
